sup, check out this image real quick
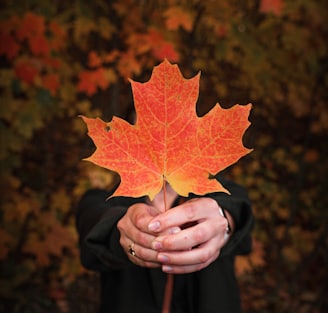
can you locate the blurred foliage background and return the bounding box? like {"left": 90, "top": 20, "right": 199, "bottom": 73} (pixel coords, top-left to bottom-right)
{"left": 0, "top": 0, "right": 327, "bottom": 312}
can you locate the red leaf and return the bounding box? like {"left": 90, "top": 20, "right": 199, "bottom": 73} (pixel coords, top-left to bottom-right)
{"left": 48, "top": 20, "right": 66, "bottom": 51}
{"left": 15, "top": 12, "right": 45, "bottom": 41}
{"left": 0, "top": 17, "right": 20, "bottom": 59}
{"left": 43, "top": 73, "right": 60, "bottom": 96}
{"left": 77, "top": 68, "right": 110, "bottom": 96}
{"left": 14, "top": 59, "right": 40, "bottom": 84}
{"left": 29, "top": 35, "right": 50, "bottom": 56}
{"left": 259, "top": 0, "right": 284, "bottom": 16}
{"left": 88, "top": 51, "right": 103, "bottom": 68}
{"left": 152, "top": 42, "right": 179, "bottom": 63}
{"left": 0, "top": 33, "right": 20, "bottom": 59}
{"left": 42, "top": 56, "right": 62, "bottom": 69}
{"left": 148, "top": 29, "right": 180, "bottom": 62}
{"left": 81, "top": 60, "right": 252, "bottom": 199}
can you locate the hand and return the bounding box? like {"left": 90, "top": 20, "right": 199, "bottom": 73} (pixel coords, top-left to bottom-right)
{"left": 117, "top": 184, "right": 179, "bottom": 268}
{"left": 117, "top": 202, "right": 163, "bottom": 268}
{"left": 147, "top": 197, "right": 229, "bottom": 274}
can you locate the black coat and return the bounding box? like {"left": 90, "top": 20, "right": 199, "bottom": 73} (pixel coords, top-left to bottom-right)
{"left": 76, "top": 177, "right": 254, "bottom": 313}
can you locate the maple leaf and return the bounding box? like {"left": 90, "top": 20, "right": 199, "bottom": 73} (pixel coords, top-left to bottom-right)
{"left": 48, "top": 20, "right": 67, "bottom": 52}
{"left": 81, "top": 60, "right": 252, "bottom": 200}
{"left": 164, "top": 7, "right": 194, "bottom": 32}
{"left": 88, "top": 51, "right": 103, "bottom": 68}
{"left": 29, "top": 35, "right": 50, "bottom": 56}
{"left": 42, "top": 73, "right": 60, "bottom": 96}
{"left": 0, "top": 33, "right": 20, "bottom": 60}
{"left": 14, "top": 59, "right": 40, "bottom": 84}
{"left": 259, "top": 0, "right": 284, "bottom": 16}
{"left": 117, "top": 52, "right": 142, "bottom": 78}
{"left": 15, "top": 12, "right": 45, "bottom": 41}
{"left": 77, "top": 68, "right": 110, "bottom": 96}
{"left": 152, "top": 42, "right": 180, "bottom": 63}
{"left": 148, "top": 29, "right": 180, "bottom": 62}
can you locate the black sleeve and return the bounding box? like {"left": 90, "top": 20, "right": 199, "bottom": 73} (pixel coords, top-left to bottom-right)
{"left": 205, "top": 176, "right": 254, "bottom": 256}
{"left": 76, "top": 189, "right": 144, "bottom": 272}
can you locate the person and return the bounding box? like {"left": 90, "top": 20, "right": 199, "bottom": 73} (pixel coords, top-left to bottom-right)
{"left": 76, "top": 175, "right": 254, "bottom": 313}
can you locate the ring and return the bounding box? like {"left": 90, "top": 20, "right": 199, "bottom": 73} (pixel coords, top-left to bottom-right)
{"left": 128, "top": 243, "right": 136, "bottom": 256}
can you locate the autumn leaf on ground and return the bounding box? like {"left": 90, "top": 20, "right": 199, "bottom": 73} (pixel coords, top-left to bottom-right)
{"left": 81, "top": 59, "right": 252, "bottom": 200}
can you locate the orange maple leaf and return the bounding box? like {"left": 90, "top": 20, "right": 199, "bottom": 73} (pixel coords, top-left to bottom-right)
{"left": 81, "top": 60, "right": 252, "bottom": 200}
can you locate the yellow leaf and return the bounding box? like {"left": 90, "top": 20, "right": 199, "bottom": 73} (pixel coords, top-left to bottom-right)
{"left": 50, "top": 189, "right": 71, "bottom": 214}
{"left": 74, "top": 18, "right": 96, "bottom": 43}
{"left": 164, "top": 7, "right": 194, "bottom": 32}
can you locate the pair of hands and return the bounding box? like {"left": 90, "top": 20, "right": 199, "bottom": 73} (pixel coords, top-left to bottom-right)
{"left": 117, "top": 186, "right": 232, "bottom": 274}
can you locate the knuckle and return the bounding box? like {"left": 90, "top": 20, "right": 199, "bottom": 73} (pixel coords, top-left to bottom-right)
{"left": 185, "top": 203, "right": 197, "bottom": 220}
{"left": 134, "top": 232, "right": 148, "bottom": 246}
{"left": 134, "top": 216, "right": 144, "bottom": 229}
{"left": 117, "top": 219, "right": 122, "bottom": 230}
{"left": 193, "top": 228, "right": 206, "bottom": 243}
{"left": 198, "top": 249, "right": 212, "bottom": 263}
{"left": 162, "top": 237, "right": 174, "bottom": 250}
{"left": 134, "top": 212, "right": 148, "bottom": 228}
{"left": 136, "top": 248, "right": 146, "bottom": 259}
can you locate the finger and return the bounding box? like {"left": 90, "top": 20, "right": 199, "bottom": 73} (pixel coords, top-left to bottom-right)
{"left": 121, "top": 230, "right": 157, "bottom": 256}
{"left": 148, "top": 198, "right": 219, "bottom": 233}
{"left": 161, "top": 262, "right": 211, "bottom": 274}
{"left": 160, "top": 249, "right": 217, "bottom": 274}
{"left": 159, "top": 241, "right": 221, "bottom": 274}
{"left": 125, "top": 240, "right": 162, "bottom": 268}
{"left": 156, "top": 239, "right": 221, "bottom": 266}
{"left": 152, "top": 219, "right": 223, "bottom": 251}
{"left": 118, "top": 211, "right": 158, "bottom": 250}
{"left": 132, "top": 204, "right": 162, "bottom": 233}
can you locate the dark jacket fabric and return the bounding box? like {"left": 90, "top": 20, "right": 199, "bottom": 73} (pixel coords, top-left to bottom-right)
{"left": 76, "top": 177, "right": 254, "bottom": 313}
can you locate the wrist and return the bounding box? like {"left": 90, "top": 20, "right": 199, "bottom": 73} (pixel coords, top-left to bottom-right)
{"left": 218, "top": 206, "right": 232, "bottom": 241}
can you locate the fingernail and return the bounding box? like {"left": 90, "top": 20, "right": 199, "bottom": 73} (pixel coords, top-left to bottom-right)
{"left": 162, "top": 265, "right": 173, "bottom": 272}
{"left": 152, "top": 241, "right": 162, "bottom": 250}
{"left": 169, "top": 227, "right": 181, "bottom": 234}
{"left": 148, "top": 221, "right": 160, "bottom": 231}
{"left": 158, "top": 254, "right": 169, "bottom": 263}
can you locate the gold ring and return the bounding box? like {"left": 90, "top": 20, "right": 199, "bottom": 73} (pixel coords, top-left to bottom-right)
{"left": 128, "top": 243, "right": 136, "bottom": 256}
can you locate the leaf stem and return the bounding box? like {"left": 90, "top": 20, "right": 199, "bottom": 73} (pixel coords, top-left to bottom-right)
{"left": 161, "top": 272, "right": 174, "bottom": 313}
{"left": 161, "top": 179, "right": 174, "bottom": 313}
